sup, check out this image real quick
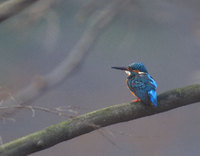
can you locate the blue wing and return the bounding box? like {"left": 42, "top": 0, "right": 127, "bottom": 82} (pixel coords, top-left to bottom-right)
{"left": 127, "top": 73, "right": 158, "bottom": 106}
{"left": 147, "top": 74, "right": 158, "bottom": 106}
{"left": 148, "top": 90, "right": 157, "bottom": 106}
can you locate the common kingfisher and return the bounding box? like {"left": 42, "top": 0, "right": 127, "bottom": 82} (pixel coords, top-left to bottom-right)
{"left": 112, "top": 62, "right": 158, "bottom": 106}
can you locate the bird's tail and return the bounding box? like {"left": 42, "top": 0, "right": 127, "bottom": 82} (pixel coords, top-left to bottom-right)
{"left": 148, "top": 90, "right": 158, "bottom": 106}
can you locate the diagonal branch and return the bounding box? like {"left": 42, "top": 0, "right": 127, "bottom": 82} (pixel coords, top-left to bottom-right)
{"left": 0, "top": 84, "right": 200, "bottom": 156}
{"left": 0, "top": 0, "right": 39, "bottom": 23}
{"left": 0, "top": 0, "right": 129, "bottom": 118}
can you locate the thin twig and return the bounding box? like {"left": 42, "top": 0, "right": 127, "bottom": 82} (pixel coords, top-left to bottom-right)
{"left": 0, "top": 105, "right": 79, "bottom": 119}
{"left": 98, "top": 128, "right": 121, "bottom": 149}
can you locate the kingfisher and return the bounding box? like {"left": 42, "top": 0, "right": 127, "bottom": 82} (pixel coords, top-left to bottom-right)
{"left": 112, "top": 62, "right": 158, "bottom": 106}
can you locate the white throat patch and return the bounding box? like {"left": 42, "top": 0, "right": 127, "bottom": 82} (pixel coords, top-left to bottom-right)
{"left": 125, "top": 70, "right": 131, "bottom": 76}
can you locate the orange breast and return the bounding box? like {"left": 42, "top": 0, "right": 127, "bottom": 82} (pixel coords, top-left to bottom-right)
{"left": 126, "top": 79, "right": 136, "bottom": 96}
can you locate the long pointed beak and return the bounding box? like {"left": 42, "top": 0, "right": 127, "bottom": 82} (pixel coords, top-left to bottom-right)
{"left": 111, "top": 66, "right": 128, "bottom": 71}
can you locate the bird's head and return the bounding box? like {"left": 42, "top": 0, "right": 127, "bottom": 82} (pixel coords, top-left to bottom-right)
{"left": 112, "top": 62, "right": 148, "bottom": 76}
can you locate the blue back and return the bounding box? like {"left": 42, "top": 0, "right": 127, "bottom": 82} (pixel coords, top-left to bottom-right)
{"left": 127, "top": 72, "right": 157, "bottom": 106}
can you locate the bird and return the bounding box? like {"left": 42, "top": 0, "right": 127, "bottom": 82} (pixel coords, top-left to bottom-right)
{"left": 112, "top": 62, "right": 158, "bottom": 106}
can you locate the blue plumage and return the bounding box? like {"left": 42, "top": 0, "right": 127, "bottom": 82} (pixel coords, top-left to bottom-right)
{"left": 127, "top": 72, "right": 157, "bottom": 106}
{"left": 148, "top": 90, "right": 158, "bottom": 106}
{"left": 128, "top": 62, "right": 148, "bottom": 73}
{"left": 112, "top": 62, "right": 158, "bottom": 106}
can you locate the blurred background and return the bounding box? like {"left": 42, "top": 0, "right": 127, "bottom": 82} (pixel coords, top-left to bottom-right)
{"left": 0, "top": 0, "right": 200, "bottom": 155}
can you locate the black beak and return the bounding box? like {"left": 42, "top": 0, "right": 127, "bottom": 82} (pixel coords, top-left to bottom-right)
{"left": 111, "top": 66, "right": 128, "bottom": 71}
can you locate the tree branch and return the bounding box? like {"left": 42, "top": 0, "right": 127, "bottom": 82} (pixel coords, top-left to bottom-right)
{"left": 0, "top": 84, "right": 200, "bottom": 156}
{"left": 0, "top": 0, "right": 39, "bottom": 23}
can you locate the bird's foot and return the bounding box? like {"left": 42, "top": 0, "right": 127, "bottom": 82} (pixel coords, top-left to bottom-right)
{"left": 131, "top": 98, "right": 140, "bottom": 102}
